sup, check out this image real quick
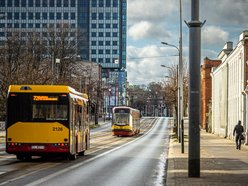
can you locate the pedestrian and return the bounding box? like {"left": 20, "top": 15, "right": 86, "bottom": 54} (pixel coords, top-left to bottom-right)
{"left": 233, "top": 120, "right": 244, "bottom": 150}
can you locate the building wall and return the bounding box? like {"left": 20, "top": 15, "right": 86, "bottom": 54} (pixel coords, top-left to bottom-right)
{"left": 211, "top": 31, "right": 248, "bottom": 138}
{"left": 200, "top": 58, "right": 221, "bottom": 131}
{"left": 212, "top": 62, "right": 228, "bottom": 136}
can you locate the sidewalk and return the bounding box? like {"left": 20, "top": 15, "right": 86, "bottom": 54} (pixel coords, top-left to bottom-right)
{"left": 166, "top": 127, "right": 248, "bottom": 185}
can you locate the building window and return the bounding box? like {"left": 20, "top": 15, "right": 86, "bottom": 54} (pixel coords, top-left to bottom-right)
{"left": 35, "top": 0, "right": 40, "bottom": 7}
{"left": 57, "top": 12, "right": 61, "bottom": 20}
{"left": 106, "top": 41, "right": 110, "bottom": 45}
{"left": 57, "top": 0, "right": 61, "bottom": 7}
{"left": 106, "top": 0, "right": 111, "bottom": 7}
{"left": 42, "top": 23, "right": 47, "bottom": 28}
{"left": 28, "top": 0, "right": 33, "bottom": 6}
{"left": 42, "top": 0, "right": 48, "bottom": 7}
{"left": 99, "top": 32, "right": 104, "bottom": 37}
{"left": 99, "top": 50, "right": 103, "bottom": 54}
{"left": 7, "top": 23, "right": 12, "bottom": 28}
{"left": 99, "top": 23, "right": 104, "bottom": 28}
{"left": 0, "top": 23, "right": 4, "bottom": 28}
{"left": 64, "top": 0, "right": 68, "bottom": 7}
{"left": 42, "top": 12, "right": 47, "bottom": 19}
{"left": 92, "top": 13, "right": 97, "bottom": 20}
{"left": 106, "top": 50, "right": 110, "bottom": 54}
{"left": 113, "top": 32, "right": 118, "bottom": 37}
{"left": 113, "top": 50, "right": 118, "bottom": 54}
{"left": 113, "top": 41, "right": 118, "bottom": 45}
{"left": 106, "top": 12, "right": 111, "bottom": 19}
{"left": 35, "top": 12, "right": 40, "bottom": 19}
{"left": 92, "top": 32, "right": 97, "bottom": 37}
{"left": 21, "top": 0, "right": 26, "bottom": 7}
{"left": 64, "top": 12, "right": 69, "bottom": 20}
{"left": 49, "top": 0, "right": 54, "bottom": 7}
{"left": 113, "top": 23, "right": 118, "bottom": 28}
{"left": 71, "top": 12, "right": 75, "bottom": 20}
{"left": 0, "top": 0, "right": 5, "bottom": 7}
{"left": 99, "top": 12, "right": 104, "bottom": 20}
{"left": 21, "top": 12, "right": 26, "bottom": 19}
{"left": 92, "top": 50, "right": 96, "bottom": 54}
{"left": 0, "top": 32, "right": 4, "bottom": 37}
{"left": 113, "top": 1, "right": 118, "bottom": 7}
{"left": 106, "top": 58, "right": 111, "bottom": 63}
{"left": 92, "top": 0, "right": 97, "bottom": 7}
{"left": 35, "top": 23, "right": 40, "bottom": 28}
{"left": 21, "top": 23, "right": 26, "bottom": 28}
{"left": 99, "top": 41, "right": 104, "bottom": 46}
{"left": 8, "top": 1, "right": 12, "bottom": 7}
{"left": 7, "top": 12, "right": 12, "bottom": 19}
{"left": 14, "top": 12, "right": 19, "bottom": 19}
{"left": 49, "top": 12, "right": 54, "bottom": 19}
{"left": 106, "top": 32, "right": 111, "bottom": 37}
{"left": 14, "top": 0, "right": 19, "bottom": 7}
{"left": 92, "top": 23, "right": 96, "bottom": 28}
{"left": 28, "top": 23, "right": 33, "bottom": 28}
{"left": 106, "top": 24, "right": 111, "bottom": 28}
{"left": 99, "top": 0, "right": 104, "bottom": 7}
{"left": 28, "top": 12, "right": 33, "bottom": 19}
{"left": 71, "top": 0, "right": 75, "bottom": 7}
{"left": 91, "top": 41, "right": 96, "bottom": 45}
{"left": 113, "top": 13, "right": 118, "bottom": 20}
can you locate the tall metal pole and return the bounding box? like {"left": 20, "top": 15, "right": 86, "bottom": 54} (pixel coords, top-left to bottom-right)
{"left": 187, "top": 0, "right": 203, "bottom": 177}
{"left": 161, "top": 42, "right": 181, "bottom": 142}
{"left": 179, "top": 0, "right": 184, "bottom": 153}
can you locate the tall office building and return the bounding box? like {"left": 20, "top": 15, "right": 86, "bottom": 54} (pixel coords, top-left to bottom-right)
{"left": 0, "top": 0, "right": 127, "bottom": 106}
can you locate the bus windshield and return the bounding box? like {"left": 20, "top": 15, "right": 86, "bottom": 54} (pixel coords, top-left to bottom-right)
{"left": 114, "top": 113, "right": 129, "bottom": 125}
{"left": 7, "top": 93, "right": 69, "bottom": 127}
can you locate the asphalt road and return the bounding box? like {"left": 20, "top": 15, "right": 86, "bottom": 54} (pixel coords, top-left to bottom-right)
{"left": 0, "top": 117, "right": 171, "bottom": 186}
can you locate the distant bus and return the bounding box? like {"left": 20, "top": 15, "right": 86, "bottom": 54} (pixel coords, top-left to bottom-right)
{"left": 112, "top": 106, "right": 141, "bottom": 136}
{"left": 6, "top": 85, "right": 90, "bottom": 160}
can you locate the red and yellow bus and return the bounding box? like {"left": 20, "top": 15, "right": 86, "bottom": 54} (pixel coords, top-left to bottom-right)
{"left": 6, "top": 85, "right": 90, "bottom": 160}
{"left": 112, "top": 106, "right": 141, "bottom": 136}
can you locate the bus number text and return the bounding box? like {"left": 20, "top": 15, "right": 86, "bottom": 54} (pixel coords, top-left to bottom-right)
{"left": 52, "top": 127, "right": 63, "bottom": 132}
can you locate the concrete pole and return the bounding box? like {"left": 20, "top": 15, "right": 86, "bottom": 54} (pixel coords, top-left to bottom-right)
{"left": 179, "top": 0, "right": 184, "bottom": 153}
{"left": 187, "top": 0, "right": 203, "bottom": 177}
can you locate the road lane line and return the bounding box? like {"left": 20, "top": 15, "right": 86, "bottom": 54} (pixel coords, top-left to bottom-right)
{"left": 26, "top": 118, "right": 159, "bottom": 186}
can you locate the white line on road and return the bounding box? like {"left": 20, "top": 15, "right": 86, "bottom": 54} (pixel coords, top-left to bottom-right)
{"left": 12, "top": 119, "right": 159, "bottom": 186}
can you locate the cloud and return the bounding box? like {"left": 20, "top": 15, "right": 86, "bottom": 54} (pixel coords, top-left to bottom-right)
{"left": 127, "top": 45, "right": 178, "bottom": 85}
{"left": 128, "top": 21, "right": 171, "bottom": 41}
{"left": 128, "top": 0, "right": 177, "bottom": 24}
{"left": 202, "top": 26, "right": 229, "bottom": 49}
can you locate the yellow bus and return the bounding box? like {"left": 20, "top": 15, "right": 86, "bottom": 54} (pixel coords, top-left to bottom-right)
{"left": 6, "top": 85, "right": 90, "bottom": 160}
{"left": 112, "top": 106, "right": 141, "bottom": 136}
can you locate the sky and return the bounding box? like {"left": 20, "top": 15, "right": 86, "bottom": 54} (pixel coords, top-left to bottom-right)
{"left": 126, "top": 0, "right": 248, "bottom": 85}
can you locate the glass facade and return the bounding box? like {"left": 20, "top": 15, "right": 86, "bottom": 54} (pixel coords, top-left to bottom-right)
{"left": 0, "top": 0, "right": 127, "bottom": 105}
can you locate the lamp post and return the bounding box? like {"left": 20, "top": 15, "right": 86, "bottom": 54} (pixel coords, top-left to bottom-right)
{"left": 108, "top": 88, "right": 111, "bottom": 120}
{"left": 161, "top": 42, "right": 183, "bottom": 147}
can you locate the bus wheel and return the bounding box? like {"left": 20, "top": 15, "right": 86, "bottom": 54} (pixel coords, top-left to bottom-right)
{"left": 68, "top": 153, "right": 77, "bottom": 160}
{"left": 16, "top": 154, "right": 25, "bottom": 160}
{"left": 78, "top": 151, "right": 85, "bottom": 156}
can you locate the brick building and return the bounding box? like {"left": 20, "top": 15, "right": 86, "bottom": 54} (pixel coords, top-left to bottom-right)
{"left": 200, "top": 58, "right": 221, "bottom": 131}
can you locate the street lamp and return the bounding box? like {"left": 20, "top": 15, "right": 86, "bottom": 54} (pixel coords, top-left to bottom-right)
{"left": 161, "top": 41, "right": 183, "bottom": 146}
{"left": 108, "top": 88, "right": 112, "bottom": 120}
